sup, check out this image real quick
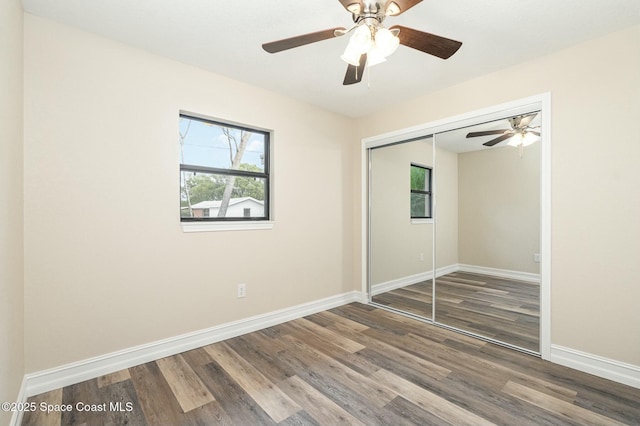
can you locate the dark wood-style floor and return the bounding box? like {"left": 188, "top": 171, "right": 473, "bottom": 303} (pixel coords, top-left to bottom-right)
{"left": 372, "top": 272, "right": 540, "bottom": 352}
{"left": 23, "top": 303, "right": 639, "bottom": 425}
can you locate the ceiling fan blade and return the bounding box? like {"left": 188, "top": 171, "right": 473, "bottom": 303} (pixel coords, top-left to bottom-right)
{"left": 385, "top": 0, "right": 423, "bottom": 16}
{"left": 529, "top": 131, "right": 541, "bottom": 136}
{"left": 483, "top": 133, "right": 513, "bottom": 147}
{"left": 343, "top": 54, "right": 367, "bottom": 85}
{"left": 467, "top": 130, "right": 510, "bottom": 138}
{"left": 337, "top": 0, "right": 365, "bottom": 14}
{"left": 262, "top": 27, "right": 346, "bottom": 53}
{"left": 390, "top": 25, "right": 462, "bottom": 59}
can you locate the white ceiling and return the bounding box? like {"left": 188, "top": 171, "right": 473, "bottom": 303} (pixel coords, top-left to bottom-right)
{"left": 21, "top": 0, "right": 640, "bottom": 118}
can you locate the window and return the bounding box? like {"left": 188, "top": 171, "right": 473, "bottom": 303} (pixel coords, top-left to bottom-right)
{"left": 410, "top": 163, "right": 432, "bottom": 219}
{"left": 179, "top": 113, "right": 270, "bottom": 222}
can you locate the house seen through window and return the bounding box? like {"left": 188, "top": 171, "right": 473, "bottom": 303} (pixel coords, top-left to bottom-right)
{"left": 179, "top": 113, "right": 270, "bottom": 221}
{"left": 410, "top": 163, "right": 432, "bottom": 219}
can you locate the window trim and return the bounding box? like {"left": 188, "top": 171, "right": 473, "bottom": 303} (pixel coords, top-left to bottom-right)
{"left": 182, "top": 220, "right": 275, "bottom": 233}
{"left": 410, "top": 163, "right": 433, "bottom": 220}
{"left": 179, "top": 112, "right": 272, "bottom": 225}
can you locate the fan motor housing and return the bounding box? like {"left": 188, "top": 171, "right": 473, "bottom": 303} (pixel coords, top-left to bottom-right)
{"left": 349, "top": 1, "right": 394, "bottom": 22}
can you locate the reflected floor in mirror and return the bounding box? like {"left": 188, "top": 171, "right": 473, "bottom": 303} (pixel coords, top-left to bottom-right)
{"left": 435, "top": 272, "right": 539, "bottom": 352}
{"left": 373, "top": 272, "right": 539, "bottom": 352}
{"left": 372, "top": 279, "right": 433, "bottom": 318}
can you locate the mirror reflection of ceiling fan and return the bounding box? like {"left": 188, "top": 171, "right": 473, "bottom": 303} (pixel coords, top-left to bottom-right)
{"left": 262, "top": 0, "right": 463, "bottom": 85}
{"left": 466, "top": 113, "right": 541, "bottom": 147}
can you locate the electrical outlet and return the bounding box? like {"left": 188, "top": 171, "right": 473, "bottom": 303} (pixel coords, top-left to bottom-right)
{"left": 534, "top": 253, "right": 541, "bottom": 263}
{"left": 420, "top": 253, "right": 424, "bottom": 261}
{"left": 237, "top": 283, "right": 246, "bottom": 298}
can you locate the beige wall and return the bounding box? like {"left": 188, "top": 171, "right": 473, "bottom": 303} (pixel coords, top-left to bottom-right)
{"left": 434, "top": 147, "right": 459, "bottom": 269}
{"left": 458, "top": 143, "right": 540, "bottom": 273}
{"left": 357, "top": 25, "right": 640, "bottom": 365}
{"left": 23, "top": 15, "right": 356, "bottom": 372}
{"left": 0, "top": 0, "right": 25, "bottom": 421}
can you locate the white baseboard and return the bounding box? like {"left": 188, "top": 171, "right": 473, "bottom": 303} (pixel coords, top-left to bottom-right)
{"left": 457, "top": 263, "right": 540, "bottom": 283}
{"left": 436, "top": 264, "right": 459, "bottom": 278}
{"left": 371, "top": 264, "right": 459, "bottom": 296}
{"left": 550, "top": 345, "right": 640, "bottom": 389}
{"left": 21, "top": 291, "right": 362, "bottom": 400}
{"left": 371, "top": 271, "right": 432, "bottom": 295}
{"left": 371, "top": 264, "right": 538, "bottom": 296}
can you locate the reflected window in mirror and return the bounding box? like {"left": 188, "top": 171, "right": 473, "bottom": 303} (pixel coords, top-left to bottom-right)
{"left": 410, "top": 163, "right": 432, "bottom": 219}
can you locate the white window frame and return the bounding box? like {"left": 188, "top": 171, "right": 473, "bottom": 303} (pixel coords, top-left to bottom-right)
{"left": 179, "top": 111, "right": 274, "bottom": 233}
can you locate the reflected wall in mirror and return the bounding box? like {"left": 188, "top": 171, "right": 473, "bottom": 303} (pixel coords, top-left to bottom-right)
{"left": 369, "top": 137, "right": 434, "bottom": 319}
{"left": 434, "top": 112, "right": 541, "bottom": 352}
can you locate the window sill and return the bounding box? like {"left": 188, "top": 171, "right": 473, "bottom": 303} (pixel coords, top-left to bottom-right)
{"left": 181, "top": 221, "right": 275, "bottom": 233}
{"left": 411, "top": 218, "right": 434, "bottom": 225}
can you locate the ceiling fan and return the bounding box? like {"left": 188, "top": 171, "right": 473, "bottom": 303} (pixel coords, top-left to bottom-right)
{"left": 262, "top": 0, "right": 463, "bottom": 85}
{"left": 466, "top": 113, "right": 541, "bottom": 147}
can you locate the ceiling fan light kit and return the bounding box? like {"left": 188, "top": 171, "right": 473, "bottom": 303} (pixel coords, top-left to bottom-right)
{"left": 339, "top": 18, "right": 402, "bottom": 68}
{"left": 466, "top": 112, "right": 541, "bottom": 157}
{"left": 262, "top": 0, "right": 462, "bottom": 85}
{"left": 341, "top": 24, "right": 400, "bottom": 66}
{"left": 507, "top": 131, "right": 538, "bottom": 148}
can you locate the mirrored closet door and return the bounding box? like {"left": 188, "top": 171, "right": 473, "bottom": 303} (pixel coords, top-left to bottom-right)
{"left": 368, "top": 111, "right": 542, "bottom": 354}
{"left": 369, "top": 137, "right": 434, "bottom": 319}
{"left": 433, "top": 113, "right": 541, "bottom": 353}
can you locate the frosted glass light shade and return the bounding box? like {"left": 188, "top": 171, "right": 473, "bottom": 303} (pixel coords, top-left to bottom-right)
{"left": 375, "top": 28, "right": 400, "bottom": 57}
{"left": 350, "top": 25, "right": 373, "bottom": 54}
{"left": 341, "top": 44, "right": 361, "bottom": 66}
{"left": 508, "top": 132, "right": 539, "bottom": 147}
{"left": 367, "top": 45, "right": 387, "bottom": 67}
